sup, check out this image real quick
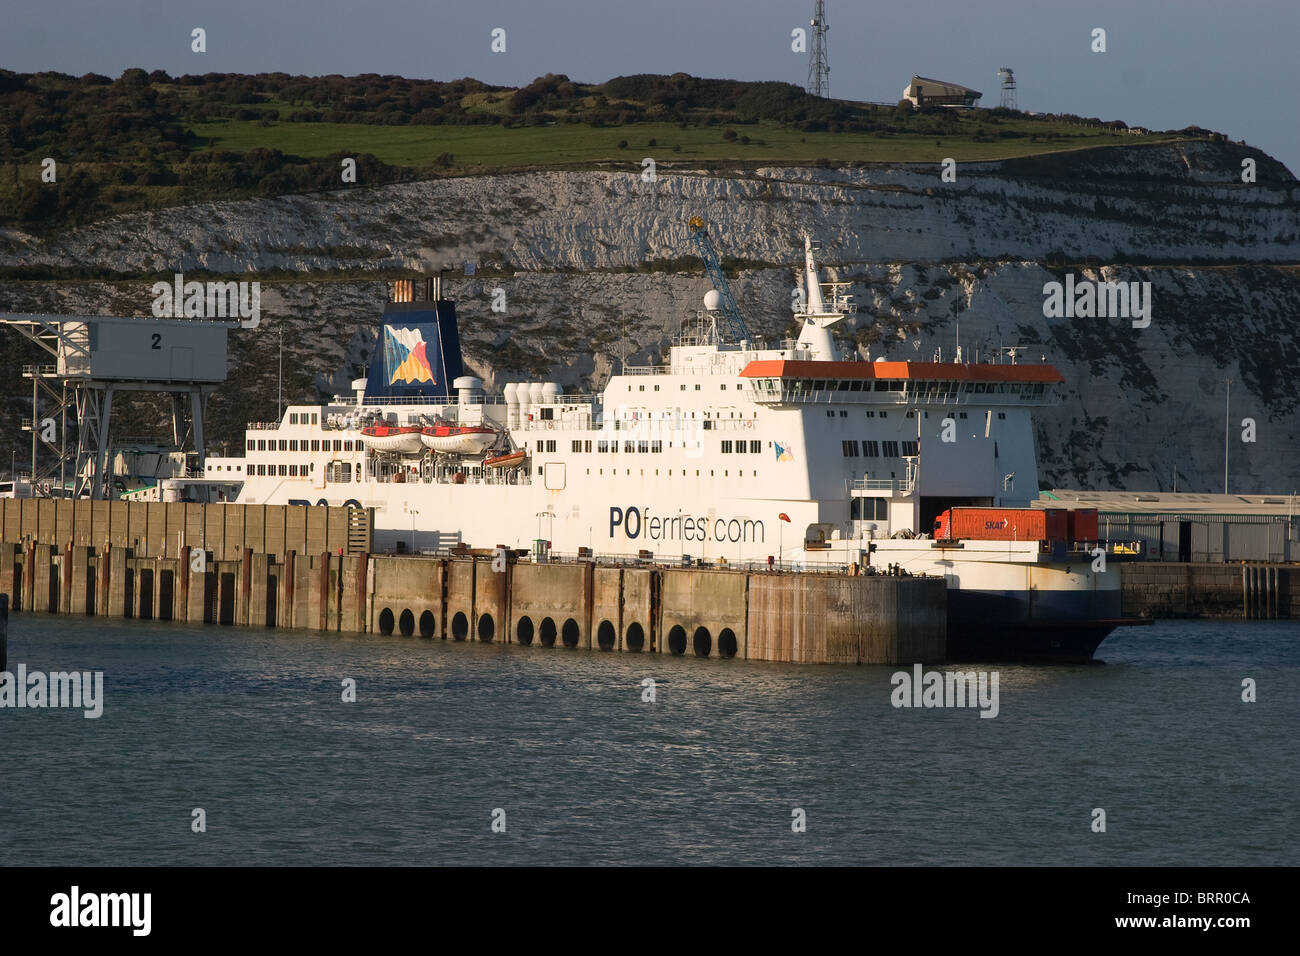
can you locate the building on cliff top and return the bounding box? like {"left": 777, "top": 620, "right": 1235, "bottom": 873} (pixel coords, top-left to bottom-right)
{"left": 902, "top": 76, "right": 982, "bottom": 108}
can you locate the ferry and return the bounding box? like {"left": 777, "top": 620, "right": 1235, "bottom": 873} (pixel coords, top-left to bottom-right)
{"left": 207, "top": 236, "right": 1142, "bottom": 659}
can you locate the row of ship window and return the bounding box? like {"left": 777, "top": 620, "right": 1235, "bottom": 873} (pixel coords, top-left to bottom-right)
{"left": 287, "top": 413, "right": 320, "bottom": 424}
{"left": 627, "top": 383, "right": 742, "bottom": 392}
{"left": 552, "top": 439, "right": 766, "bottom": 454}
{"left": 842, "top": 440, "right": 919, "bottom": 458}
{"left": 249, "top": 462, "right": 316, "bottom": 476}
{"left": 831, "top": 410, "right": 1004, "bottom": 421}
{"left": 770, "top": 379, "right": 1048, "bottom": 395}
{"left": 245, "top": 461, "right": 362, "bottom": 480}
{"left": 247, "top": 438, "right": 359, "bottom": 452}
{"left": 587, "top": 469, "right": 760, "bottom": 478}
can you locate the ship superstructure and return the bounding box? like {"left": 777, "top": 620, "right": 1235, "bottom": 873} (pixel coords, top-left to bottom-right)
{"left": 207, "top": 241, "right": 1135, "bottom": 658}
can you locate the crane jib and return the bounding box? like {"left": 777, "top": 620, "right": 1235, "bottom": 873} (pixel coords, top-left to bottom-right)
{"left": 686, "top": 222, "right": 754, "bottom": 343}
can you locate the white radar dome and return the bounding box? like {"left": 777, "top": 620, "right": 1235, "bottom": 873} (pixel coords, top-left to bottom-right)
{"left": 703, "top": 289, "right": 721, "bottom": 311}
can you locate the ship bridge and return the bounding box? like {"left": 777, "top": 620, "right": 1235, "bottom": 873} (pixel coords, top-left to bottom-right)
{"left": 739, "top": 360, "right": 1064, "bottom": 406}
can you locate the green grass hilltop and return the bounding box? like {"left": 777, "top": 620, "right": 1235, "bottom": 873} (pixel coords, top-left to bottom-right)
{"left": 0, "top": 69, "right": 1207, "bottom": 230}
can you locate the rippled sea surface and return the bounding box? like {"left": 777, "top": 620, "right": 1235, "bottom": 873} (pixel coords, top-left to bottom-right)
{"left": 1, "top": 614, "right": 1296, "bottom": 865}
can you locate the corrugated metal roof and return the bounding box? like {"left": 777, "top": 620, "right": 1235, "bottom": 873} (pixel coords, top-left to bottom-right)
{"left": 1035, "top": 490, "right": 1299, "bottom": 517}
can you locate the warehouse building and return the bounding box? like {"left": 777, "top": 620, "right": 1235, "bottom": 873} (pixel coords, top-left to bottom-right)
{"left": 1036, "top": 490, "right": 1299, "bottom": 563}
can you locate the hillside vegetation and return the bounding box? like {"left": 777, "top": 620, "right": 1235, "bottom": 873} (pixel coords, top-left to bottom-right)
{"left": 0, "top": 69, "right": 1207, "bottom": 230}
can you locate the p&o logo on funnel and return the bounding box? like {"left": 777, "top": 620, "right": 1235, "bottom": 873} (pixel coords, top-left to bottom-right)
{"left": 385, "top": 326, "right": 436, "bottom": 384}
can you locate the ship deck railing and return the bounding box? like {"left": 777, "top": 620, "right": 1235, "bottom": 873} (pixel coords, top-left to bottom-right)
{"left": 358, "top": 395, "right": 508, "bottom": 406}
{"left": 350, "top": 394, "right": 598, "bottom": 407}
{"left": 521, "top": 416, "right": 763, "bottom": 433}
{"left": 618, "top": 363, "right": 781, "bottom": 376}
{"left": 337, "top": 415, "right": 764, "bottom": 434}
{"left": 849, "top": 477, "right": 915, "bottom": 494}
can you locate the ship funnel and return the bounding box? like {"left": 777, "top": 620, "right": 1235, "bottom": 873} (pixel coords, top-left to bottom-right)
{"left": 369, "top": 288, "right": 464, "bottom": 402}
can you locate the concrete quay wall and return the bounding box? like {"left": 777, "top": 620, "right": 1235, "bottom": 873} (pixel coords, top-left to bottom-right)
{"left": 1121, "top": 562, "right": 1295, "bottom": 619}
{"left": 1, "top": 541, "right": 946, "bottom": 664}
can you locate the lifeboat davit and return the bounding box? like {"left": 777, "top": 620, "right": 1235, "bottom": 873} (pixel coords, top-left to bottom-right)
{"left": 420, "top": 424, "right": 496, "bottom": 455}
{"left": 484, "top": 449, "right": 526, "bottom": 469}
{"left": 358, "top": 424, "right": 424, "bottom": 454}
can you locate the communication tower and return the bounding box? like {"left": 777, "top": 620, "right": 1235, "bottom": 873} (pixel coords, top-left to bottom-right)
{"left": 807, "top": 1, "right": 830, "bottom": 98}
{"left": 998, "top": 67, "right": 1017, "bottom": 110}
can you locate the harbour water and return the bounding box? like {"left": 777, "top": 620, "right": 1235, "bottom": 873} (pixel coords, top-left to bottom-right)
{"left": 1, "top": 614, "right": 1296, "bottom": 866}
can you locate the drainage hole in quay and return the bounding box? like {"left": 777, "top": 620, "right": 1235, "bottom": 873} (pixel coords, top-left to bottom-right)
{"left": 668, "top": 625, "right": 687, "bottom": 656}
{"left": 626, "top": 622, "right": 645, "bottom": 652}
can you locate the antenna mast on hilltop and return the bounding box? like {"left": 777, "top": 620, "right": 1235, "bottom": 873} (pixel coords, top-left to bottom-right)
{"left": 998, "top": 67, "right": 1017, "bottom": 110}
{"left": 807, "top": 1, "right": 830, "bottom": 98}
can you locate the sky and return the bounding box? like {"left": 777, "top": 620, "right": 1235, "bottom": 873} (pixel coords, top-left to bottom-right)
{"left": 2, "top": 0, "right": 1298, "bottom": 174}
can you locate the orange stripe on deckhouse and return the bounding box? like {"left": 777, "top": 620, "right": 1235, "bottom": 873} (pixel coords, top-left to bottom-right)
{"left": 737, "top": 360, "right": 1065, "bottom": 384}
